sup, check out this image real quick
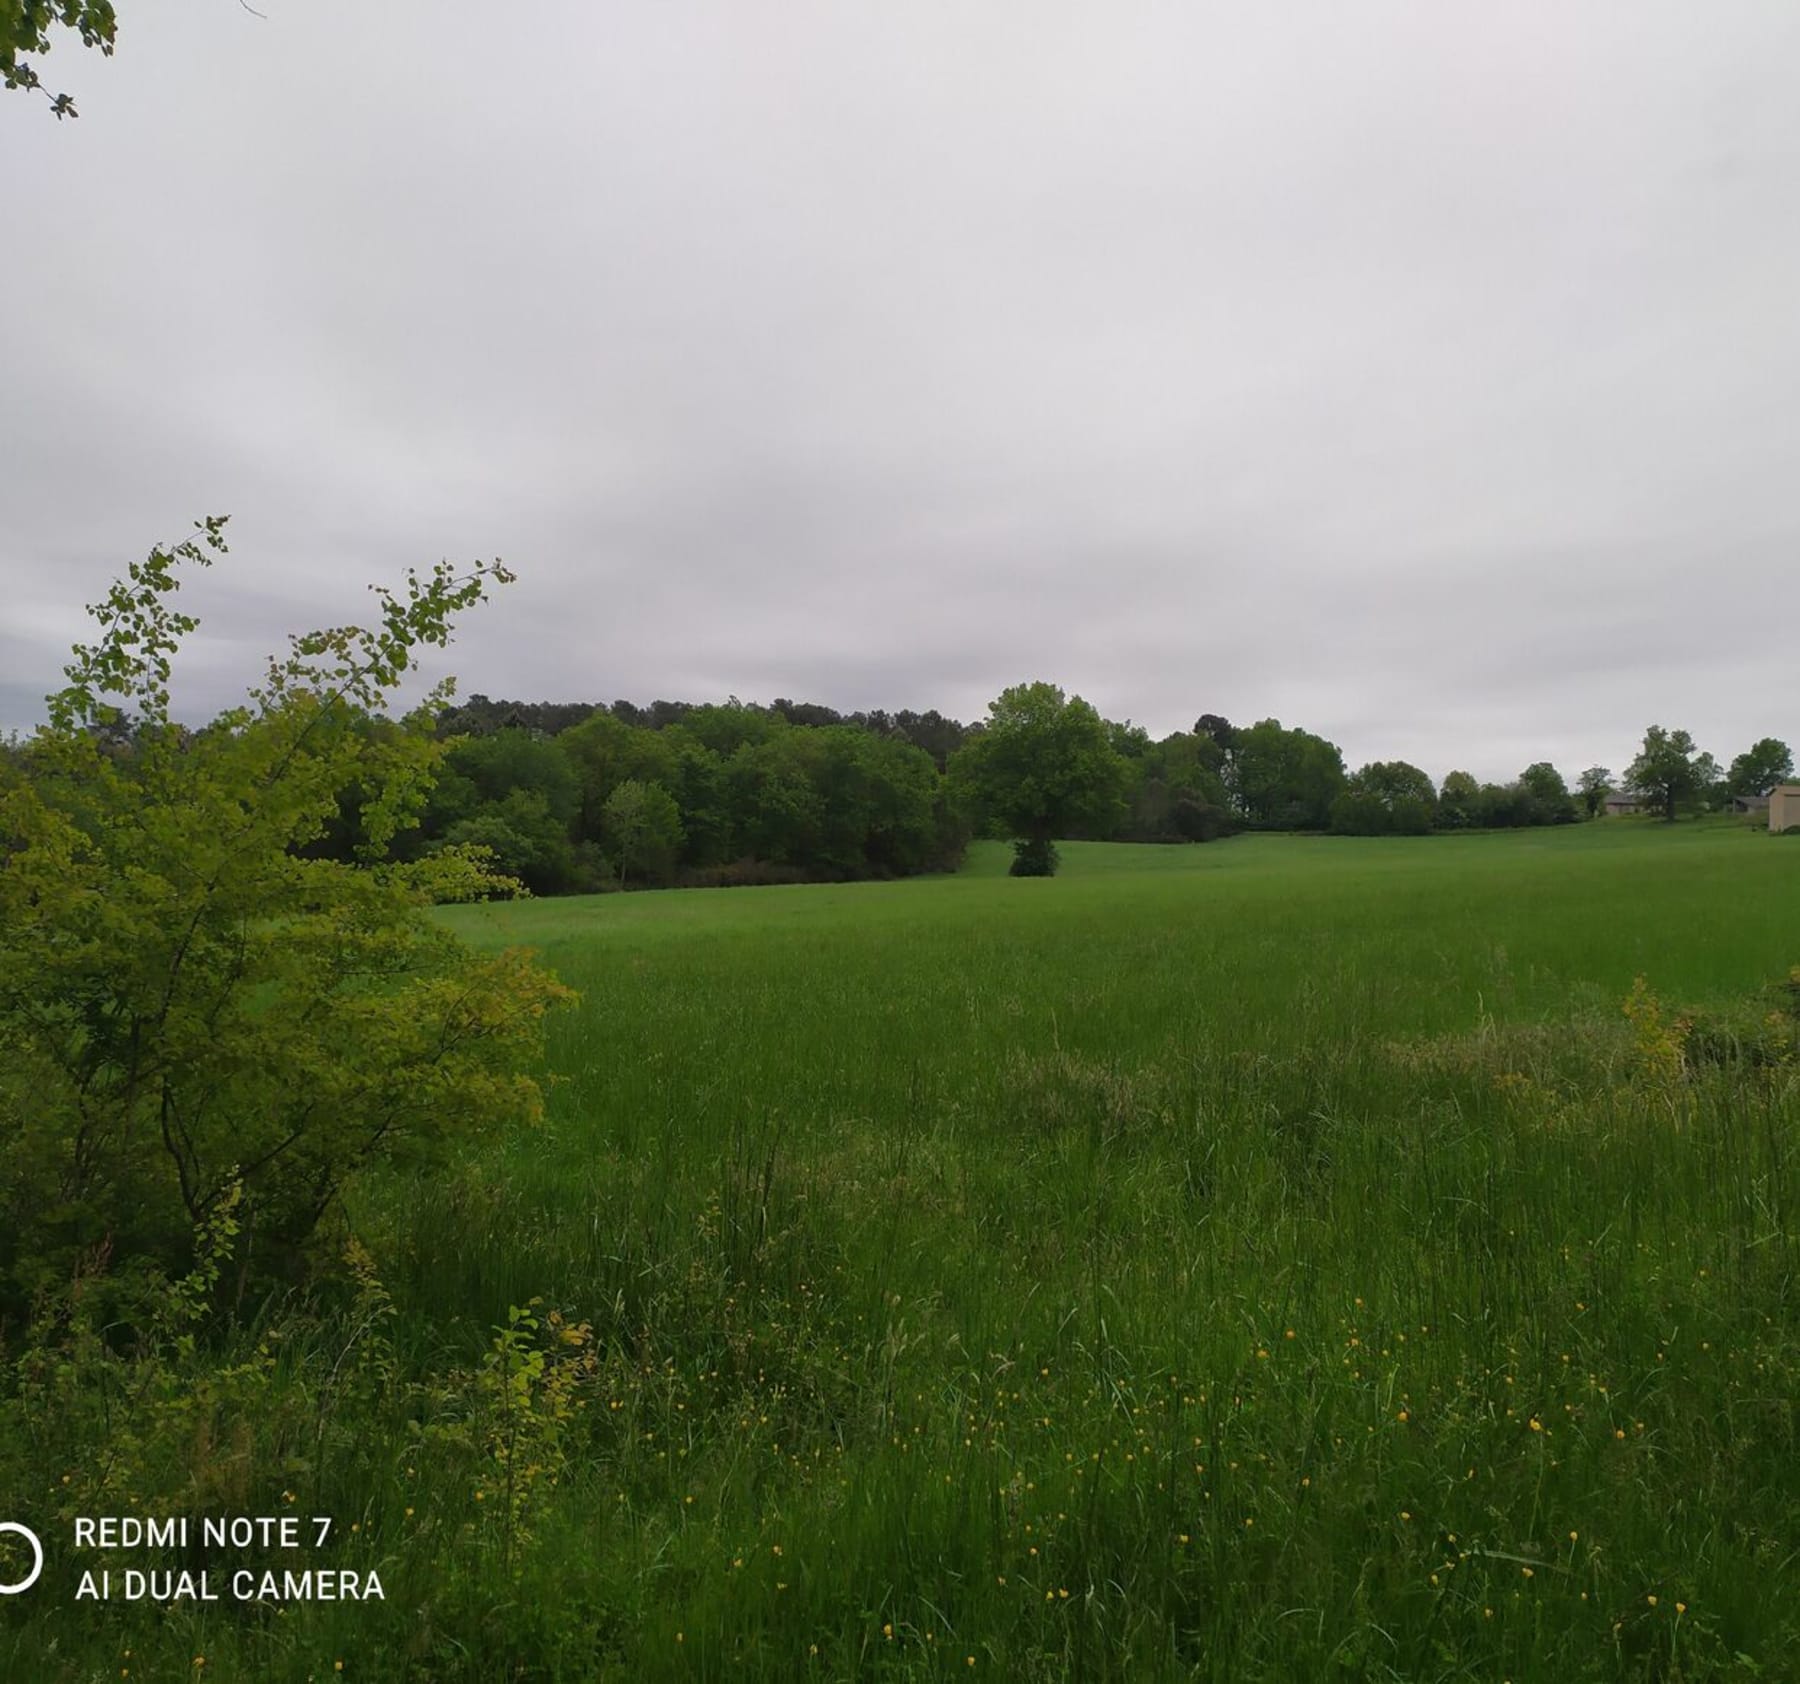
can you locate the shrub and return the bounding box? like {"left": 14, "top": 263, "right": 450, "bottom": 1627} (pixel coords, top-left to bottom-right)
{"left": 0, "top": 520, "right": 573, "bottom": 1321}
{"left": 1009, "top": 835, "right": 1060, "bottom": 876}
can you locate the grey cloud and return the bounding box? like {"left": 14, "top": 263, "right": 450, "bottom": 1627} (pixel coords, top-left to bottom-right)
{"left": 4, "top": 1, "right": 1798, "bottom": 782}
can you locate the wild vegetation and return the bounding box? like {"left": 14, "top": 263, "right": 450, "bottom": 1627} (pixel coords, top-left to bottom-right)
{"left": 0, "top": 522, "right": 567, "bottom": 1327}
{"left": 3, "top": 820, "right": 1796, "bottom": 1681}
{"left": 2, "top": 535, "right": 1795, "bottom": 1680}
{"left": 9, "top": 2, "right": 1795, "bottom": 1673}
{"left": 240, "top": 686, "right": 1793, "bottom": 889}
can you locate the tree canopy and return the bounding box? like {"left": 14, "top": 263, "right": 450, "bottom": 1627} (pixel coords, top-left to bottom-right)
{"left": 1227, "top": 719, "right": 1347, "bottom": 829}
{"left": 1728, "top": 737, "right": 1794, "bottom": 797}
{"left": 947, "top": 682, "right": 1130, "bottom": 875}
{"left": 1331, "top": 761, "right": 1436, "bottom": 835}
{"left": 1518, "top": 762, "right": 1578, "bottom": 824}
{"left": 602, "top": 779, "right": 685, "bottom": 888}
{"left": 1625, "top": 726, "right": 1719, "bottom": 822}
{"left": 1577, "top": 766, "right": 1613, "bottom": 819}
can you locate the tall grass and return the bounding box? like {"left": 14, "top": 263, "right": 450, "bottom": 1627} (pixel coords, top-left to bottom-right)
{"left": 5, "top": 823, "right": 1796, "bottom": 1680}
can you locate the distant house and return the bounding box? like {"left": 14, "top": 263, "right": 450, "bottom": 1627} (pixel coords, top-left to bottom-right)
{"left": 1603, "top": 792, "right": 1642, "bottom": 816}
{"left": 1770, "top": 784, "right": 1800, "bottom": 833}
{"left": 1733, "top": 791, "right": 1771, "bottom": 816}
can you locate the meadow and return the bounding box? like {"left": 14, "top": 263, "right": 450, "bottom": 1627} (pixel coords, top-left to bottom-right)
{"left": 6, "top": 821, "right": 1797, "bottom": 1680}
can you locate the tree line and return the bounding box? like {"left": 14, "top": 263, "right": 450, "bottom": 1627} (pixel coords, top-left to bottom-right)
{"left": 312, "top": 686, "right": 1798, "bottom": 887}
{"left": 394, "top": 702, "right": 969, "bottom": 893}
{"left": 8, "top": 674, "right": 1789, "bottom": 893}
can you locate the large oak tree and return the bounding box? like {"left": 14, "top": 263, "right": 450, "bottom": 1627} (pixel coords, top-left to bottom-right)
{"left": 1624, "top": 725, "right": 1718, "bottom": 822}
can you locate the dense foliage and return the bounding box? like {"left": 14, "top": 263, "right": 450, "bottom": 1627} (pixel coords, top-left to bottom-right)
{"left": 1727, "top": 735, "right": 1794, "bottom": 798}
{"left": 948, "top": 682, "right": 1131, "bottom": 875}
{"left": 9, "top": 663, "right": 1787, "bottom": 903}
{"left": 1331, "top": 760, "right": 1438, "bottom": 835}
{"left": 1625, "top": 725, "right": 1721, "bottom": 822}
{"left": 392, "top": 709, "right": 968, "bottom": 893}
{"left": 1433, "top": 765, "right": 1579, "bottom": 831}
{"left": 0, "top": 522, "right": 571, "bottom": 1322}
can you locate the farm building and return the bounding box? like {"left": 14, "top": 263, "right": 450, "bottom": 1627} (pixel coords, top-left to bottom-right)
{"left": 1770, "top": 784, "right": 1800, "bottom": 833}
{"left": 1733, "top": 791, "right": 1771, "bottom": 815}
{"left": 1603, "top": 792, "right": 1642, "bottom": 816}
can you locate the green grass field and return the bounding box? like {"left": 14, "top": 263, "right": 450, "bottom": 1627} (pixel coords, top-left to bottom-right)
{"left": 8, "top": 822, "right": 1798, "bottom": 1680}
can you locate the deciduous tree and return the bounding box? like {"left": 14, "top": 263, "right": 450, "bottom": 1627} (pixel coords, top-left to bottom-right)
{"left": 1227, "top": 719, "right": 1347, "bottom": 829}
{"left": 948, "top": 682, "right": 1129, "bottom": 875}
{"left": 601, "top": 779, "right": 684, "bottom": 888}
{"left": 0, "top": 520, "right": 572, "bottom": 1317}
{"left": 1727, "top": 737, "right": 1793, "bottom": 797}
{"left": 1519, "top": 762, "right": 1577, "bottom": 824}
{"left": 1624, "top": 726, "right": 1718, "bottom": 822}
{"left": 1330, "top": 761, "right": 1436, "bottom": 835}
{"left": 1436, "top": 770, "right": 1480, "bottom": 830}
{"left": 1577, "top": 766, "right": 1613, "bottom": 820}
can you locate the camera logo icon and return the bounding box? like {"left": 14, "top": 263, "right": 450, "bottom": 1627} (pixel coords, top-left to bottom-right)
{"left": 0, "top": 1523, "right": 44, "bottom": 1594}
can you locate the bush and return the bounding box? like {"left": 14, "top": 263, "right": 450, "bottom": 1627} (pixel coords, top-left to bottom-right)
{"left": 0, "top": 521, "right": 573, "bottom": 1321}
{"left": 1009, "top": 835, "right": 1060, "bottom": 876}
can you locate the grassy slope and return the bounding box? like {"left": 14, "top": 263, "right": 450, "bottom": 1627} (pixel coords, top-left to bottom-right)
{"left": 11, "top": 822, "right": 1795, "bottom": 1681}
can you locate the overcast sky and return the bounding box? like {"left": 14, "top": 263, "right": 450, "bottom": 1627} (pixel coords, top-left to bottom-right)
{"left": 4, "top": 2, "right": 1797, "bottom": 782}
